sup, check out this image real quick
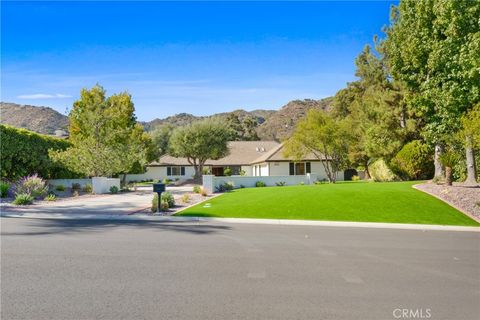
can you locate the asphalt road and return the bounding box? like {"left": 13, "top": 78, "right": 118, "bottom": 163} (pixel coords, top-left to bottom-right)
{"left": 1, "top": 218, "right": 479, "bottom": 320}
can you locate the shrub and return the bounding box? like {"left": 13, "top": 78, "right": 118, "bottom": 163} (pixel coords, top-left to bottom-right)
{"left": 109, "top": 185, "right": 119, "bottom": 194}
{"left": 72, "top": 190, "right": 80, "bottom": 197}
{"left": 14, "top": 174, "right": 48, "bottom": 199}
{"left": 239, "top": 170, "right": 246, "bottom": 176}
{"left": 275, "top": 181, "right": 286, "bottom": 186}
{"left": 0, "top": 124, "right": 80, "bottom": 180}
{"left": 255, "top": 181, "right": 266, "bottom": 187}
{"left": 163, "top": 178, "right": 172, "bottom": 185}
{"left": 351, "top": 175, "right": 360, "bottom": 181}
{"left": 13, "top": 193, "right": 34, "bottom": 205}
{"left": 193, "top": 185, "right": 201, "bottom": 193}
{"left": 71, "top": 183, "right": 81, "bottom": 191}
{"left": 151, "top": 192, "right": 175, "bottom": 212}
{"left": 181, "top": 193, "right": 191, "bottom": 203}
{"left": 0, "top": 181, "right": 9, "bottom": 198}
{"left": 224, "top": 167, "right": 232, "bottom": 176}
{"left": 215, "top": 182, "right": 234, "bottom": 192}
{"left": 55, "top": 184, "right": 66, "bottom": 192}
{"left": 369, "top": 159, "right": 399, "bottom": 182}
{"left": 82, "top": 184, "right": 93, "bottom": 193}
{"left": 44, "top": 193, "right": 57, "bottom": 201}
{"left": 299, "top": 181, "right": 305, "bottom": 185}
{"left": 390, "top": 140, "right": 434, "bottom": 180}
{"left": 240, "top": 184, "right": 245, "bottom": 188}
{"left": 200, "top": 187, "right": 208, "bottom": 197}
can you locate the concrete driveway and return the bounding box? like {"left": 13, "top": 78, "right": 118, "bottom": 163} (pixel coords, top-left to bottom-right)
{"left": 1, "top": 218, "right": 479, "bottom": 320}
{"left": 1, "top": 186, "right": 194, "bottom": 216}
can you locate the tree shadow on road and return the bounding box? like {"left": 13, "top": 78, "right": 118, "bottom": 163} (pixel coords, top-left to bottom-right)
{"left": 1, "top": 217, "right": 231, "bottom": 236}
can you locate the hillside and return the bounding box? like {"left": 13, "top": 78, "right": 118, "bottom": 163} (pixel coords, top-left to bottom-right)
{"left": 142, "top": 109, "right": 276, "bottom": 131}
{"left": 0, "top": 102, "right": 68, "bottom": 135}
{"left": 0, "top": 98, "right": 332, "bottom": 141}
{"left": 256, "top": 98, "right": 333, "bottom": 141}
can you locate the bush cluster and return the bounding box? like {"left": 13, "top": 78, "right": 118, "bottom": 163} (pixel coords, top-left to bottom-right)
{"left": 0, "top": 181, "right": 9, "bottom": 198}
{"left": 0, "top": 125, "right": 81, "bottom": 180}
{"left": 216, "top": 181, "right": 234, "bottom": 192}
{"left": 255, "top": 181, "right": 266, "bottom": 187}
{"left": 390, "top": 140, "right": 434, "bottom": 180}
{"left": 151, "top": 192, "right": 175, "bottom": 212}
{"left": 14, "top": 174, "right": 48, "bottom": 199}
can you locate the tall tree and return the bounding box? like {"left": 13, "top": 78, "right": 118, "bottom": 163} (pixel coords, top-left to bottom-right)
{"left": 284, "top": 110, "right": 349, "bottom": 183}
{"left": 332, "top": 45, "right": 412, "bottom": 178}
{"left": 50, "top": 85, "right": 150, "bottom": 178}
{"left": 168, "top": 118, "right": 231, "bottom": 180}
{"left": 383, "top": 0, "right": 480, "bottom": 179}
{"left": 459, "top": 104, "right": 480, "bottom": 184}
{"left": 150, "top": 124, "right": 175, "bottom": 157}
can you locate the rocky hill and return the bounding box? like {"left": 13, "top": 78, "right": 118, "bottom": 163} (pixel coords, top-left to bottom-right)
{"left": 0, "top": 102, "right": 68, "bottom": 135}
{"left": 1, "top": 98, "right": 332, "bottom": 141}
{"left": 142, "top": 109, "right": 276, "bottom": 131}
{"left": 255, "top": 98, "right": 333, "bottom": 141}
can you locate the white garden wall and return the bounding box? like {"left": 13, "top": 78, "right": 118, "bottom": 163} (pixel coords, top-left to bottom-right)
{"left": 48, "top": 179, "right": 92, "bottom": 188}
{"left": 92, "top": 177, "right": 120, "bottom": 194}
{"left": 203, "top": 174, "right": 321, "bottom": 193}
{"left": 125, "top": 166, "right": 195, "bottom": 183}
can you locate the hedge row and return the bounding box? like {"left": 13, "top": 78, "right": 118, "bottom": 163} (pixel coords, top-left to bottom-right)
{"left": 1, "top": 125, "right": 81, "bottom": 180}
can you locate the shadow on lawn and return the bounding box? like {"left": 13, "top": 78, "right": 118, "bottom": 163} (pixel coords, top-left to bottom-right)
{"left": 1, "top": 217, "right": 231, "bottom": 236}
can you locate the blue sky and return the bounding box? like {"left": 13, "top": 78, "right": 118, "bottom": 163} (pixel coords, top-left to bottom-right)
{"left": 2, "top": 1, "right": 396, "bottom": 121}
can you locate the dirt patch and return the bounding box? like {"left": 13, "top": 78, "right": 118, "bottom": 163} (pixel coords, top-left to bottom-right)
{"left": 415, "top": 182, "right": 480, "bottom": 221}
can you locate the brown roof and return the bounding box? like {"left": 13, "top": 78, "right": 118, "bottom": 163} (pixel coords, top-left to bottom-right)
{"left": 151, "top": 141, "right": 281, "bottom": 166}
{"left": 250, "top": 144, "right": 326, "bottom": 164}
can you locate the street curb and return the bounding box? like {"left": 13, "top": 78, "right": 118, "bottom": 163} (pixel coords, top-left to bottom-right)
{"left": 1, "top": 212, "right": 479, "bottom": 232}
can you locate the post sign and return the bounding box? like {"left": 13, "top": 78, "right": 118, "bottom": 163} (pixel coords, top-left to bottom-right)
{"left": 153, "top": 183, "right": 166, "bottom": 213}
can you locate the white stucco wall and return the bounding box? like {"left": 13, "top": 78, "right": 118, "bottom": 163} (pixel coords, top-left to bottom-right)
{"left": 268, "top": 162, "right": 289, "bottom": 176}
{"left": 125, "top": 166, "right": 196, "bottom": 182}
{"left": 259, "top": 163, "right": 269, "bottom": 176}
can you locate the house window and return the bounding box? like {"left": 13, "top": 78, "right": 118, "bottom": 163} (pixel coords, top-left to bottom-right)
{"left": 167, "top": 166, "right": 185, "bottom": 176}
{"left": 289, "top": 162, "right": 311, "bottom": 175}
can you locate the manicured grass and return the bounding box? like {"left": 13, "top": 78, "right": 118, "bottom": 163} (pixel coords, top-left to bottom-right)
{"left": 177, "top": 181, "right": 479, "bottom": 226}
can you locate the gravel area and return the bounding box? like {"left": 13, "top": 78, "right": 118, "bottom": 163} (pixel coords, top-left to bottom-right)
{"left": 133, "top": 192, "right": 217, "bottom": 216}
{"left": 415, "top": 182, "right": 480, "bottom": 221}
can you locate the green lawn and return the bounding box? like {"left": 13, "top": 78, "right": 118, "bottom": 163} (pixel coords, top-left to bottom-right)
{"left": 177, "top": 181, "right": 479, "bottom": 226}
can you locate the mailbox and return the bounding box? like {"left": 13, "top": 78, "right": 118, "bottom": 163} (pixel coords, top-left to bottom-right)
{"left": 153, "top": 183, "right": 166, "bottom": 193}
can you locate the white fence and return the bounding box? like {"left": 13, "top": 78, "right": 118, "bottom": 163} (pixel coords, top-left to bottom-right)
{"left": 48, "top": 177, "right": 120, "bottom": 194}
{"left": 203, "top": 174, "right": 321, "bottom": 193}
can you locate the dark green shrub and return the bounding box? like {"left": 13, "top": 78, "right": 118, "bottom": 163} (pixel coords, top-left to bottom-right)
{"left": 0, "top": 125, "right": 80, "bottom": 180}
{"left": 215, "top": 182, "right": 234, "bottom": 192}
{"left": 0, "top": 181, "right": 9, "bottom": 198}
{"left": 255, "top": 181, "right": 266, "bottom": 187}
{"left": 193, "top": 185, "right": 201, "bottom": 193}
{"left": 390, "top": 140, "right": 434, "bottom": 180}
{"left": 71, "top": 183, "right": 81, "bottom": 191}
{"left": 109, "top": 186, "right": 119, "bottom": 194}
{"left": 161, "top": 192, "right": 175, "bottom": 207}
{"left": 13, "top": 193, "right": 34, "bottom": 205}
{"left": 55, "top": 184, "right": 66, "bottom": 192}
{"left": 14, "top": 174, "right": 48, "bottom": 199}
{"left": 275, "top": 181, "right": 286, "bottom": 186}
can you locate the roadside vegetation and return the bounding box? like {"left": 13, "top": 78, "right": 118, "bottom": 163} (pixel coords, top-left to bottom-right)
{"left": 178, "top": 181, "right": 479, "bottom": 226}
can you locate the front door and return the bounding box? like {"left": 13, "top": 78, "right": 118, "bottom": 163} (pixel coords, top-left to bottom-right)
{"left": 212, "top": 167, "right": 224, "bottom": 176}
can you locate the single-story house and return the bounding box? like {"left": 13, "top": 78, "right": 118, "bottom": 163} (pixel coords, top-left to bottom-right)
{"left": 126, "top": 141, "right": 345, "bottom": 182}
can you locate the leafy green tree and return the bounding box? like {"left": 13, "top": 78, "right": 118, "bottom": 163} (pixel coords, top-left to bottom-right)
{"left": 283, "top": 110, "right": 349, "bottom": 183}
{"left": 150, "top": 124, "right": 175, "bottom": 157}
{"left": 225, "top": 113, "right": 259, "bottom": 141}
{"left": 332, "top": 45, "right": 413, "bottom": 178}
{"left": 383, "top": 0, "right": 480, "bottom": 179}
{"left": 168, "top": 118, "right": 231, "bottom": 180}
{"left": 458, "top": 104, "right": 480, "bottom": 184}
{"left": 50, "top": 85, "right": 150, "bottom": 178}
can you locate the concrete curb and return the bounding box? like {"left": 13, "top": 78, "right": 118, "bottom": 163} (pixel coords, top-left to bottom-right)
{"left": 1, "top": 212, "right": 478, "bottom": 232}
